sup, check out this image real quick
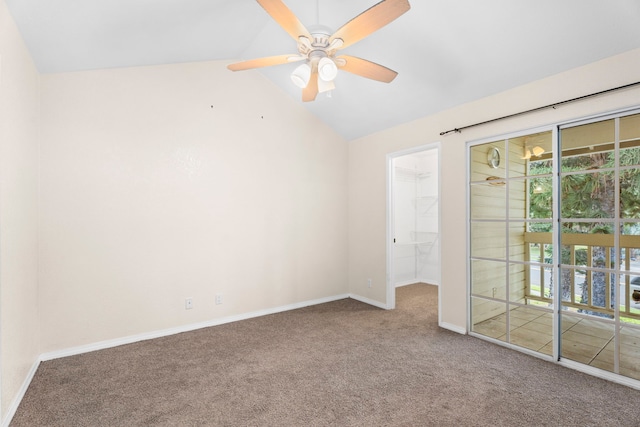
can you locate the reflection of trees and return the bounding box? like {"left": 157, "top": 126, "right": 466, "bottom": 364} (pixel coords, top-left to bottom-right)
{"left": 528, "top": 147, "right": 640, "bottom": 317}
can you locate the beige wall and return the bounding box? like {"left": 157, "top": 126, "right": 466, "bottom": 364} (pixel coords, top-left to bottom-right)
{"left": 0, "top": 0, "right": 40, "bottom": 420}
{"left": 38, "top": 61, "right": 349, "bottom": 353}
{"left": 348, "top": 48, "right": 640, "bottom": 331}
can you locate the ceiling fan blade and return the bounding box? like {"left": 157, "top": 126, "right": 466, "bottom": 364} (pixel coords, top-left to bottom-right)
{"left": 227, "top": 54, "right": 304, "bottom": 71}
{"left": 336, "top": 55, "right": 398, "bottom": 83}
{"left": 329, "top": 0, "right": 410, "bottom": 49}
{"left": 257, "top": 0, "right": 312, "bottom": 41}
{"left": 302, "top": 69, "right": 319, "bottom": 102}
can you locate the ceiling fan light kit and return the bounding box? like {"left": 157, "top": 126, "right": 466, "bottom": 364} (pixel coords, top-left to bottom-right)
{"left": 318, "top": 57, "right": 338, "bottom": 81}
{"left": 291, "top": 63, "right": 311, "bottom": 88}
{"left": 227, "top": 0, "right": 411, "bottom": 102}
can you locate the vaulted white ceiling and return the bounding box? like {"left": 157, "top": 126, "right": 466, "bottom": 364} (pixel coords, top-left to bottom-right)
{"left": 7, "top": 0, "right": 640, "bottom": 140}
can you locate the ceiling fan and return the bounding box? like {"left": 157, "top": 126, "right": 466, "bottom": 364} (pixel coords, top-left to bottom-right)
{"left": 227, "top": 0, "right": 411, "bottom": 102}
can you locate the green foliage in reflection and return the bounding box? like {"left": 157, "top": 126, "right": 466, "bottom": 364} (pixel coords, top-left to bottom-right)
{"left": 529, "top": 145, "right": 640, "bottom": 318}
{"left": 529, "top": 160, "right": 552, "bottom": 232}
{"left": 529, "top": 147, "right": 640, "bottom": 222}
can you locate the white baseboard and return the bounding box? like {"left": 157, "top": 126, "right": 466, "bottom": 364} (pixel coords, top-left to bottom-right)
{"left": 4, "top": 292, "right": 387, "bottom": 426}
{"left": 1, "top": 358, "right": 40, "bottom": 427}
{"left": 348, "top": 293, "right": 388, "bottom": 310}
{"left": 395, "top": 280, "right": 440, "bottom": 288}
{"left": 559, "top": 359, "right": 640, "bottom": 391}
{"left": 40, "top": 293, "right": 350, "bottom": 362}
{"left": 439, "top": 322, "right": 467, "bottom": 335}
{"left": 394, "top": 280, "right": 417, "bottom": 288}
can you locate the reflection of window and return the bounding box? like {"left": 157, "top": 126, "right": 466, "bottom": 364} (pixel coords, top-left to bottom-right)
{"left": 468, "top": 130, "right": 554, "bottom": 352}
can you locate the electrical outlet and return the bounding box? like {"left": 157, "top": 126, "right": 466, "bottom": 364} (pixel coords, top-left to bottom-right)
{"left": 185, "top": 298, "right": 193, "bottom": 310}
{"left": 367, "top": 278, "right": 372, "bottom": 288}
{"left": 215, "top": 294, "right": 223, "bottom": 305}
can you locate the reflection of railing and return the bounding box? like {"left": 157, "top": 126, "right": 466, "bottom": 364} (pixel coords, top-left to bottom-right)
{"left": 524, "top": 232, "right": 640, "bottom": 320}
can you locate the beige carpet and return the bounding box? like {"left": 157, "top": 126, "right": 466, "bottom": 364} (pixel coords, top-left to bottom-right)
{"left": 11, "top": 284, "right": 640, "bottom": 426}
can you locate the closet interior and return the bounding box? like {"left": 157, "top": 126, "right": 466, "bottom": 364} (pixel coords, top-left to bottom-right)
{"left": 393, "top": 149, "right": 439, "bottom": 286}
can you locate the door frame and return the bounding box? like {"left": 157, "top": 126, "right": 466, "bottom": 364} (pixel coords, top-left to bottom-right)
{"left": 386, "top": 142, "right": 441, "bottom": 317}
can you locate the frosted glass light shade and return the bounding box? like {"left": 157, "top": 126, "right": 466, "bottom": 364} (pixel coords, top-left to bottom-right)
{"left": 291, "top": 63, "right": 311, "bottom": 88}
{"left": 318, "top": 57, "right": 338, "bottom": 82}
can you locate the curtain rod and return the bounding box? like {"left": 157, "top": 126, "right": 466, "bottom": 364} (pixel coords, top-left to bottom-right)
{"left": 439, "top": 81, "right": 640, "bottom": 136}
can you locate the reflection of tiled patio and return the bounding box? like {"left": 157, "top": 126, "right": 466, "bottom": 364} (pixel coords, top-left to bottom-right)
{"left": 473, "top": 306, "right": 640, "bottom": 381}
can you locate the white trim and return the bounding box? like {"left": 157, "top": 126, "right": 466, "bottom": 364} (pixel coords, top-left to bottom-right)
{"left": 435, "top": 146, "right": 443, "bottom": 327}
{"left": 395, "top": 280, "right": 440, "bottom": 288}
{"left": 558, "top": 359, "right": 640, "bottom": 391}
{"left": 5, "top": 292, "right": 379, "bottom": 426}
{"left": 466, "top": 141, "right": 471, "bottom": 333}
{"left": 469, "top": 331, "right": 556, "bottom": 363}
{"left": 467, "top": 331, "right": 640, "bottom": 390}
{"left": 439, "top": 322, "right": 467, "bottom": 335}
{"left": 551, "top": 125, "right": 561, "bottom": 362}
{"left": 1, "top": 359, "right": 39, "bottom": 427}
{"left": 386, "top": 152, "right": 396, "bottom": 310}
{"left": 1, "top": 292, "right": 466, "bottom": 427}
{"left": 349, "top": 293, "right": 389, "bottom": 310}
{"left": 40, "top": 293, "right": 349, "bottom": 361}
{"left": 394, "top": 280, "right": 419, "bottom": 288}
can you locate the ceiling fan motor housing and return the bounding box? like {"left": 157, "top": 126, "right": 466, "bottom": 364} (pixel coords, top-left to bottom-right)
{"left": 297, "top": 25, "right": 342, "bottom": 83}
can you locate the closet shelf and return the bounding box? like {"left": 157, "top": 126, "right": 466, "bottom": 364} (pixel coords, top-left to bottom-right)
{"left": 394, "top": 166, "right": 431, "bottom": 178}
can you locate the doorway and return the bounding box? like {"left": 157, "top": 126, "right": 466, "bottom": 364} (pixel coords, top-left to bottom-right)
{"left": 387, "top": 144, "right": 441, "bottom": 314}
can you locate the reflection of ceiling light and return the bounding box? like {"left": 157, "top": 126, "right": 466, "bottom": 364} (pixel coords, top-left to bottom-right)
{"left": 532, "top": 146, "right": 545, "bottom": 156}
{"left": 522, "top": 145, "right": 545, "bottom": 160}
{"left": 318, "top": 57, "right": 338, "bottom": 82}
{"left": 533, "top": 184, "right": 544, "bottom": 194}
{"left": 291, "top": 63, "right": 311, "bottom": 88}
